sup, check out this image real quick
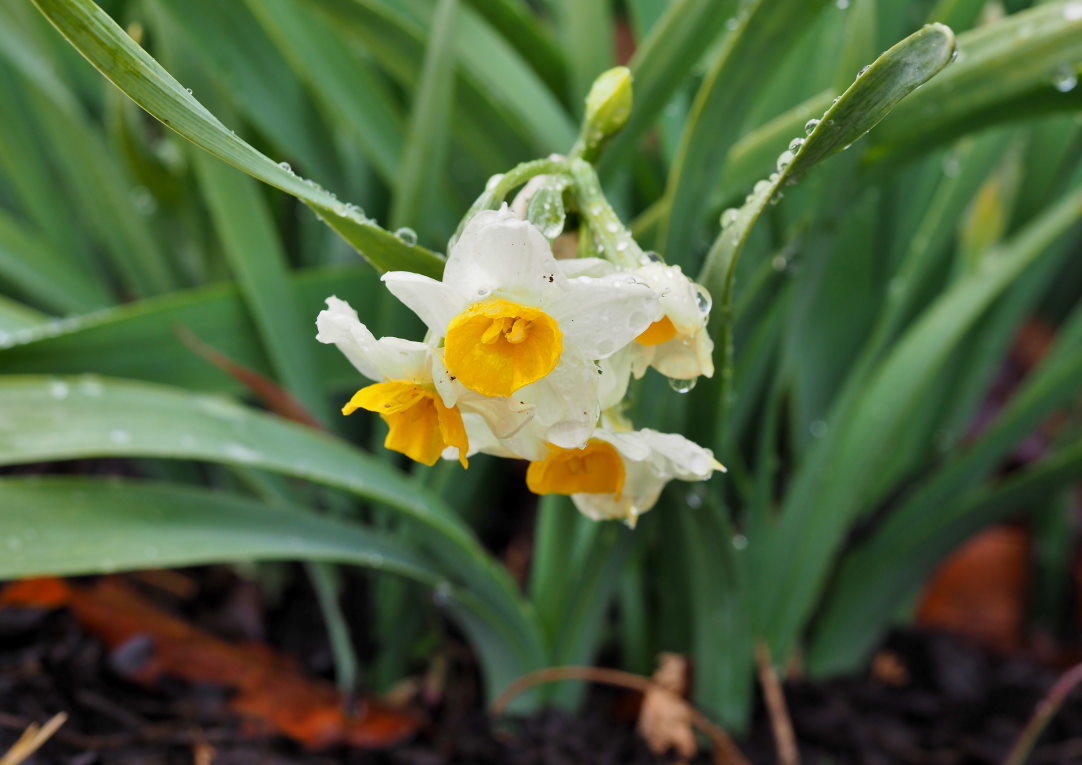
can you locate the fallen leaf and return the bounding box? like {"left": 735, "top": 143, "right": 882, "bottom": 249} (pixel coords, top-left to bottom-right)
{"left": 637, "top": 653, "right": 697, "bottom": 763}
{"left": 916, "top": 525, "right": 1029, "bottom": 654}
{"left": 0, "top": 577, "right": 421, "bottom": 749}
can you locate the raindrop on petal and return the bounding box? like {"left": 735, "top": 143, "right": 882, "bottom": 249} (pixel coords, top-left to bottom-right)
{"left": 667, "top": 376, "right": 697, "bottom": 393}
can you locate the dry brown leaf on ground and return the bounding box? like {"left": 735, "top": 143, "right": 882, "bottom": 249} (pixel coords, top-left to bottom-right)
{"left": 637, "top": 652, "right": 697, "bottom": 763}
{"left": 0, "top": 577, "right": 422, "bottom": 749}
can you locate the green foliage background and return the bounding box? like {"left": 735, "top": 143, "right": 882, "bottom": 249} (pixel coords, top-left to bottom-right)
{"left": 0, "top": 0, "right": 1080, "bottom": 730}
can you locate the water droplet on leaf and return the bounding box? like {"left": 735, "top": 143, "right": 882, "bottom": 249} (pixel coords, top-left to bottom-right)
{"left": 394, "top": 227, "right": 418, "bottom": 245}
{"left": 804, "top": 118, "right": 820, "bottom": 135}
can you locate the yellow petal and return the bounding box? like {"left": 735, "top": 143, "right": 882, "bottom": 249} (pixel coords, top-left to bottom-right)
{"left": 526, "top": 439, "right": 625, "bottom": 497}
{"left": 434, "top": 395, "right": 470, "bottom": 469}
{"left": 342, "top": 380, "right": 469, "bottom": 467}
{"left": 342, "top": 380, "right": 426, "bottom": 416}
{"left": 444, "top": 299, "right": 562, "bottom": 397}
{"left": 634, "top": 315, "right": 677, "bottom": 346}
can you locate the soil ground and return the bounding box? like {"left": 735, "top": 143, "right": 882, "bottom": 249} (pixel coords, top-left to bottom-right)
{"left": 2, "top": 567, "right": 1081, "bottom": 764}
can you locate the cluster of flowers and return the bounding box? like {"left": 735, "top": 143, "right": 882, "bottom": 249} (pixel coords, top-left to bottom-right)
{"left": 316, "top": 208, "right": 722, "bottom": 525}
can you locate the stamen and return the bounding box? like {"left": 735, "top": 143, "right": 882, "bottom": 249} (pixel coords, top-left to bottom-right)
{"left": 506, "top": 318, "right": 530, "bottom": 344}
{"left": 481, "top": 317, "right": 509, "bottom": 344}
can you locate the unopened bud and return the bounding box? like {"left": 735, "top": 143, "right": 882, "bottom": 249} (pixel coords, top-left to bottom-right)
{"left": 585, "top": 67, "right": 633, "bottom": 138}
{"left": 573, "top": 67, "right": 633, "bottom": 161}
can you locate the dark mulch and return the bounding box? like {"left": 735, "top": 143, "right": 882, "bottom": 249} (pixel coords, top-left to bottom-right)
{"left": 2, "top": 571, "right": 1081, "bottom": 765}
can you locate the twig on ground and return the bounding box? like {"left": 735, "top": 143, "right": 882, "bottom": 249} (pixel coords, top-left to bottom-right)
{"left": 490, "top": 665, "right": 749, "bottom": 765}
{"left": 1004, "top": 661, "right": 1082, "bottom": 765}
{"left": 755, "top": 640, "right": 800, "bottom": 765}
{"left": 0, "top": 712, "right": 68, "bottom": 765}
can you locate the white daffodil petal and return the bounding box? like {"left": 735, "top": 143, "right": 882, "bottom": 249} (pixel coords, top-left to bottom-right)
{"left": 568, "top": 427, "right": 722, "bottom": 523}
{"left": 516, "top": 354, "right": 600, "bottom": 449}
{"left": 445, "top": 208, "right": 567, "bottom": 304}
{"left": 547, "top": 274, "right": 661, "bottom": 359}
{"left": 557, "top": 257, "right": 615, "bottom": 279}
{"left": 597, "top": 349, "right": 633, "bottom": 411}
{"left": 381, "top": 271, "right": 469, "bottom": 337}
{"left": 315, "top": 297, "right": 430, "bottom": 381}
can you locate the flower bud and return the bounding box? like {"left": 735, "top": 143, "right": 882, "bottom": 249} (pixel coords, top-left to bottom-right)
{"left": 584, "top": 67, "right": 633, "bottom": 138}
{"left": 574, "top": 67, "right": 633, "bottom": 161}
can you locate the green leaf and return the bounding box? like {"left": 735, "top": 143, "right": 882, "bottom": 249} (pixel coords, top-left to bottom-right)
{"left": 0, "top": 209, "right": 110, "bottom": 313}
{"left": 30, "top": 0, "right": 445, "bottom": 277}
{"left": 555, "top": 0, "right": 614, "bottom": 107}
{"left": 0, "top": 296, "right": 46, "bottom": 333}
{"left": 390, "top": 0, "right": 458, "bottom": 232}
{"left": 599, "top": 0, "right": 739, "bottom": 176}
{"left": 0, "top": 475, "right": 538, "bottom": 703}
{"left": 755, "top": 185, "right": 1082, "bottom": 659}
{"left": 0, "top": 265, "right": 373, "bottom": 394}
{"left": 661, "top": 0, "right": 835, "bottom": 265}
{"left": 870, "top": 3, "right": 1082, "bottom": 160}
{"left": 0, "top": 477, "right": 439, "bottom": 583}
{"left": 697, "top": 22, "right": 956, "bottom": 444}
{"left": 193, "top": 152, "right": 331, "bottom": 422}
{"left": 808, "top": 303, "right": 1082, "bottom": 673}
{"left": 242, "top": 0, "right": 405, "bottom": 183}
{"left": 0, "top": 375, "right": 546, "bottom": 700}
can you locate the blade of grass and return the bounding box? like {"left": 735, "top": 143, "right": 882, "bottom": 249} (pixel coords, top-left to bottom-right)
{"left": 0, "top": 265, "right": 375, "bottom": 393}
{"left": 661, "top": 0, "right": 834, "bottom": 265}
{"left": 756, "top": 186, "right": 1082, "bottom": 659}
{"left": 808, "top": 302, "right": 1082, "bottom": 672}
{"left": 390, "top": 0, "right": 457, "bottom": 233}
{"left": 869, "top": 3, "right": 1082, "bottom": 161}
{"left": 193, "top": 152, "right": 331, "bottom": 423}
{"left": 30, "top": 0, "right": 445, "bottom": 277}
{"left": 0, "top": 376, "right": 546, "bottom": 700}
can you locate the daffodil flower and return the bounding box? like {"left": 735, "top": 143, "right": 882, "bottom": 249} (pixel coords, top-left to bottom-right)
{"left": 558, "top": 258, "right": 714, "bottom": 382}
{"left": 630, "top": 262, "right": 714, "bottom": 380}
{"left": 315, "top": 297, "right": 470, "bottom": 467}
{"left": 526, "top": 427, "right": 724, "bottom": 526}
{"left": 382, "top": 208, "right": 661, "bottom": 448}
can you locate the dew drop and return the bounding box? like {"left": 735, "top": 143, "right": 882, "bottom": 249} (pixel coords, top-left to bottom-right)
{"left": 109, "top": 429, "right": 131, "bottom": 444}
{"left": 49, "top": 380, "right": 70, "bottom": 400}
{"left": 856, "top": 65, "right": 870, "bottom": 78}
{"left": 277, "top": 161, "right": 293, "bottom": 173}
{"left": 788, "top": 136, "right": 805, "bottom": 153}
{"left": 694, "top": 284, "right": 712, "bottom": 314}
{"left": 686, "top": 486, "right": 705, "bottom": 509}
{"left": 725, "top": 16, "right": 738, "bottom": 31}
{"left": 731, "top": 534, "right": 748, "bottom": 550}
{"left": 645, "top": 250, "right": 664, "bottom": 263}
{"left": 941, "top": 153, "right": 961, "bottom": 178}
{"left": 771, "top": 255, "right": 788, "bottom": 271}
{"left": 804, "top": 118, "right": 820, "bottom": 135}
{"left": 1053, "top": 65, "right": 1078, "bottom": 93}
{"left": 776, "top": 150, "right": 795, "bottom": 172}
{"left": 394, "top": 227, "right": 418, "bottom": 246}
{"left": 667, "top": 377, "right": 697, "bottom": 393}
{"left": 753, "top": 179, "right": 771, "bottom": 197}
{"left": 79, "top": 377, "right": 104, "bottom": 397}
{"left": 433, "top": 580, "right": 455, "bottom": 606}
{"left": 185, "top": 87, "right": 193, "bottom": 95}
{"left": 721, "top": 208, "right": 739, "bottom": 228}
{"left": 224, "top": 442, "right": 260, "bottom": 463}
